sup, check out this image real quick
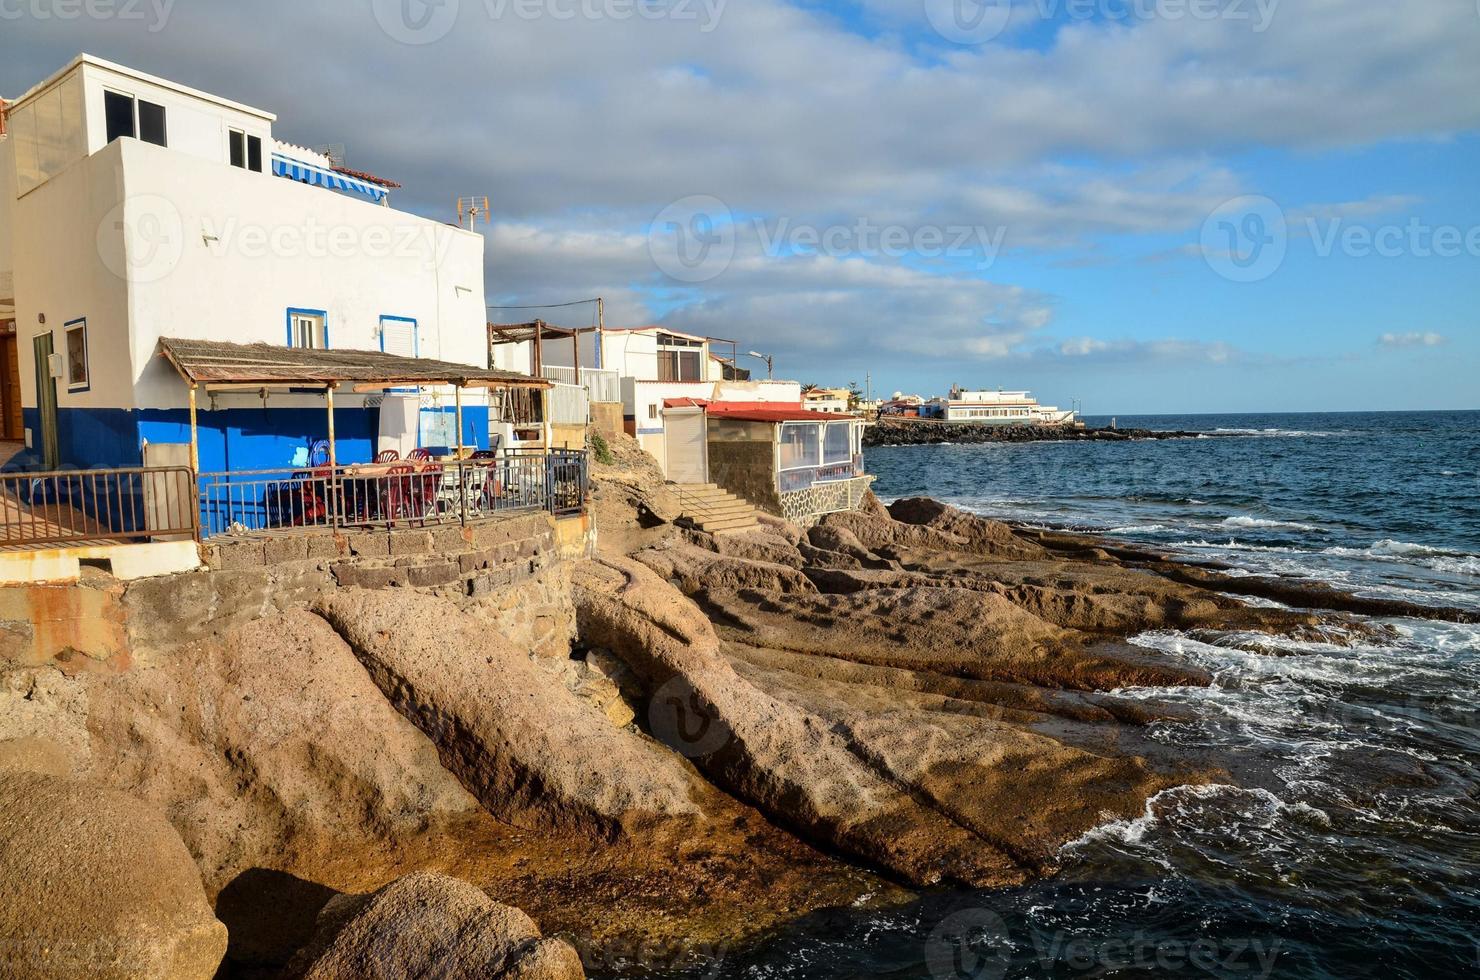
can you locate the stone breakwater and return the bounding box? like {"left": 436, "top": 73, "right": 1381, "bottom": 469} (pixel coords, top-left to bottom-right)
{"left": 864, "top": 418, "right": 1199, "bottom": 447}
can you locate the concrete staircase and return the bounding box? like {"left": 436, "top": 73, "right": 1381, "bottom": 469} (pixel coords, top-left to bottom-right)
{"left": 671, "top": 483, "right": 762, "bottom": 534}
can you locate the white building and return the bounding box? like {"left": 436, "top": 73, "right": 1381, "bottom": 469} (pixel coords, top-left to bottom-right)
{"left": 542, "top": 326, "right": 800, "bottom": 461}
{"left": 926, "top": 386, "right": 1078, "bottom": 425}
{"left": 0, "top": 55, "right": 491, "bottom": 472}
{"left": 801, "top": 388, "right": 853, "bottom": 414}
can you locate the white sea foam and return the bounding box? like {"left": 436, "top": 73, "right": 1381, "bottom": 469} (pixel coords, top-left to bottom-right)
{"left": 1208, "top": 428, "right": 1347, "bottom": 438}
{"left": 1222, "top": 515, "right": 1322, "bottom": 533}
{"left": 1323, "top": 539, "right": 1480, "bottom": 577}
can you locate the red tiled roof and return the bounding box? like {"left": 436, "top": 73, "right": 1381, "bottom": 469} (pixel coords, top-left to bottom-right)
{"left": 332, "top": 165, "right": 401, "bottom": 189}
{"left": 707, "top": 407, "right": 848, "bottom": 423}
{"left": 661, "top": 398, "right": 854, "bottom": 422}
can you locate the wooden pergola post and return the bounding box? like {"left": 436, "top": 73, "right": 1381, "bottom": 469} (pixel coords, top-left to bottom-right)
{"left": 325, "top": 383, "right": 338, "bottom": 468}
{"left": 454, "top": 383, "right": 465, "bottom": 455}
{"left": 187, "top": 382, "right": 200, "bottom": 474}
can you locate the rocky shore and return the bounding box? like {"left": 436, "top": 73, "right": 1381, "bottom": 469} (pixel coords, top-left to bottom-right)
{"left": 1, "top": 432, "right": 1453, "bottom": 979}
{"left": 864, "top": 416, "right": 1200, "bottom": 446}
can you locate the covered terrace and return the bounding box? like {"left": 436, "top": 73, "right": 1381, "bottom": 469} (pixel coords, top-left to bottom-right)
{"left": 157, "top": 339, "right": 585, "bottom": 539}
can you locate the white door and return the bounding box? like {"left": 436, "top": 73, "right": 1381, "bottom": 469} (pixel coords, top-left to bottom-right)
{"left": 664, "top": 411, "right": 708, "bottom": 484}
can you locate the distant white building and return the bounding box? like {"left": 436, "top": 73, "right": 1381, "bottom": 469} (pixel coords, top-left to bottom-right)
{"left": 802, "top": 387, "right": 852, "bottom": 414}
{"left": 542, "top": 326, "right": 801, "bottom": 460}
{"left": 0, "top": 54, "right": 491, "bottom": 471}
{"left": 926, "top": 386, "right": 1077, "bottom": 425}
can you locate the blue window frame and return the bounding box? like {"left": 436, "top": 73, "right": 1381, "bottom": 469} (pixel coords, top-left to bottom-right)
{"left": 64, "top": 317, "right": 90, "bottom": 392}
{"left": 378, "top": 315, "right": 419, "bottom": 358}
{"left": 285, "top": 308, "right": 330, "bottom": 349}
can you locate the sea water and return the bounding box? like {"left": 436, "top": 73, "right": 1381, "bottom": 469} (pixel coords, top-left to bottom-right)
{"left": 636, "top": 411, "right": 1480, "bottom": 980}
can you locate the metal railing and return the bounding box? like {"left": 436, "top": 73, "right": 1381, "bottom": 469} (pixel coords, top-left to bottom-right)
{"left": 543, "top": 366, "right": 621, "bottom": 404}
{"left": 1, "top": 466, "right": 197, "bottom": 547}
{"left": 197, "top": 451, "right": 588, "bottom": 539}
{"left": 548, "top": 381, "right": 591, "bottom": 425}
{"left": 778, "top": 456, "right": 865, "bottom": 493}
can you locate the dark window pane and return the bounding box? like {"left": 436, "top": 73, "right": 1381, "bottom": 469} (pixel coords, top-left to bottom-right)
{"left": 228, "top": 130, "right": 245, "bottom": 168}
{"left": 247, "top": 135, "right": 262, "bottom": 172}
{"left": 138, "top": 101, "right": 166, "bottom": 146}
{"left": 104, "top": 91, "right": 135, "bottom": 143}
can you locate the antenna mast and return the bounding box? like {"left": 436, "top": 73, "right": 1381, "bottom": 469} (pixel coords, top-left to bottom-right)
{"left": 457, "top": 196, "right": 491, "bottom": 231}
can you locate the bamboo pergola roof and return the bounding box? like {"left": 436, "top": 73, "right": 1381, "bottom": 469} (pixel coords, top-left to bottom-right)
{"left": 157, "top": 338, "right": 551, "bottom": 390}
{"left": 487, "top": 320, "right": 592, "bottom": 346}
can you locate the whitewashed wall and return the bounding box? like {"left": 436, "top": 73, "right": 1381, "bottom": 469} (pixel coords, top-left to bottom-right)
{"left": 114, "top": 139, "right": 487, "bottom": 409}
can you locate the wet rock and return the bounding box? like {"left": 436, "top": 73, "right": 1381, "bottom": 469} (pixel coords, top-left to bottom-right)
{"left": 0, "top": 772, "right": 227, "bottom": 980}
{"left": 315, "top": 589, "right": 708, "bottom": 840}
{"left": 286, "top": 872, "right": 583, "bottom": 980}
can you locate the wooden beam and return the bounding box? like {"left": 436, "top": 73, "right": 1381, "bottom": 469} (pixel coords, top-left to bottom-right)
{"left": 455, "top": 385, "right": 465, "bottom": 455}
{"left": 325, "top": 383, "right": 338, "bottom": 469}
{"left": 187, "top": 383, "right": 200, "bottom": 474}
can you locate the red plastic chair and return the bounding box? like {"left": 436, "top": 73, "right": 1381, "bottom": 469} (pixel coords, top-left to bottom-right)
{"left": 407, "top": 448, "right": 433, "bottom": 462}
{"left": 375, "top": 450, "right": 401, "bottom": 463}
{"left": 415, "top": 463, "right": 444, "bottom": 517}
{"left": 381, "top": 464, "right": 419, "bottom": 523}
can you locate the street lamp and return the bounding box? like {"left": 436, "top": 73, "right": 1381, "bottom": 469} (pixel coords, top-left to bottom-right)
{"left": 747, "top": 351, "right": 774, "bottom": 380}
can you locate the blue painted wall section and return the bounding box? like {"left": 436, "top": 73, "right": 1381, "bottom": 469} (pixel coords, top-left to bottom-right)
{"left": 10, "top": 405, "right": 496, "bottom": 474}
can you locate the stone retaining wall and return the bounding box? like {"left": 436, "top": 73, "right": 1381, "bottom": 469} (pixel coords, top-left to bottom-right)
{"left": 779, "top": 475, "right": 877, "bottom": 527}
{"left": 0, "top": 512, "right": 574, "bottom": 669}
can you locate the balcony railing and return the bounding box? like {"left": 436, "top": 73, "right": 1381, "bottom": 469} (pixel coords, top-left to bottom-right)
{"left": 1, "top": 466, "right": 197, "bottom": 548}
{"left": 198, "top": 450, "right": 588, "bottom": 539}
{"left": 777, "top": 456, "right": 865, "bottom": 493}
{"left": 542, "top": 366, "right": 621, "bottom": 404}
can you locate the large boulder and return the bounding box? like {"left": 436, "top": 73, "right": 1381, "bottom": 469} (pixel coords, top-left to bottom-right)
{"left": 70, "top": 611, "right": 483, "bottom": 895}
{"left": 635, "top": 543, "right": 817, "bottom": 595}
{"left": 286, "top": 872, "right": 583, "bottom": 979}
{"left": 0, "top": 772, "right": 227, "bottom": 980}
{"left": 314, "top": 589, "right": 708, "bottom": 840}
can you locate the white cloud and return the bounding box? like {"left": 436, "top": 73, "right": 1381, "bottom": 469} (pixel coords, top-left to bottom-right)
{"left": 1378, "top": 331, "right": 1449, "bottom": 349}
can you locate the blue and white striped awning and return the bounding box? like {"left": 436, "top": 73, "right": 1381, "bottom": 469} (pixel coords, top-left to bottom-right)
{"left": 271, "top": 153, "right": 389, "bottom": 204}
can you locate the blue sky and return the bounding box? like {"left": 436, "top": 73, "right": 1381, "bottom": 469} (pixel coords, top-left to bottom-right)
{"left": 4, "top": 0, "right": 1477, "bottom": 412}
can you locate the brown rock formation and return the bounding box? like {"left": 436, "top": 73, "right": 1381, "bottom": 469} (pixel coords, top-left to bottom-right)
{"left": 315, "top": 588, "right": 708, "bottom": 840}
{"left": 577, "top": 556, "right": 1046, "bottom": 888}
{"left": 0, "top": 772, "right": 227, "bottom": 980}
{"left": 285, "top": 872, "right": 583, "bottom": 980}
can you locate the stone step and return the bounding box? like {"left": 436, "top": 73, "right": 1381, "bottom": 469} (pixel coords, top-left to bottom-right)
{"left": 678, "top": 489, "right": 735, "bottom": 503}
{"left": 683, "top": 499, "right": 750, "bottom": 515}
{"left": 696, "top": 515, "right": 760, "bottom": 532}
